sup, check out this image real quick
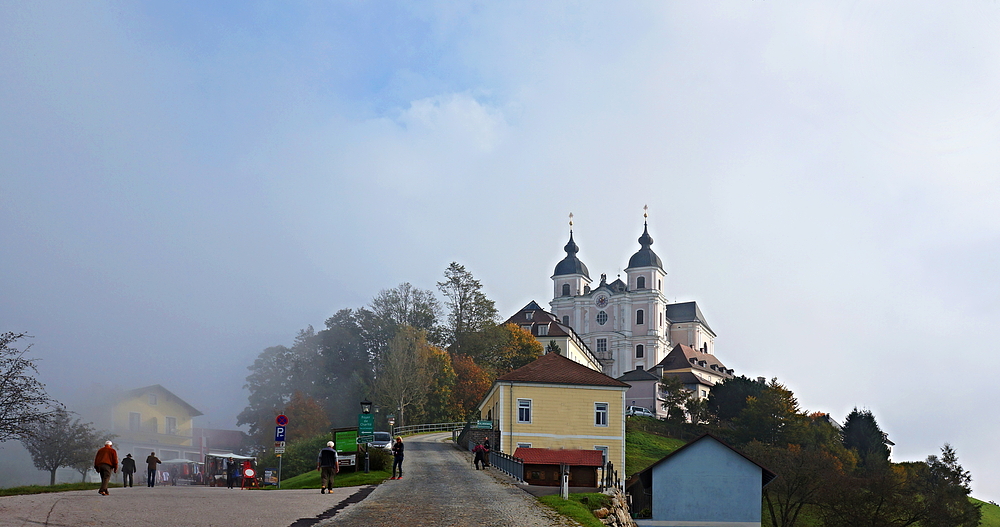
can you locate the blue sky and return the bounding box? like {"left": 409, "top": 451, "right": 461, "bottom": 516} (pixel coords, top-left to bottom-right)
{"left": 2, "top": 1, "right": 1000, "bottom": 499}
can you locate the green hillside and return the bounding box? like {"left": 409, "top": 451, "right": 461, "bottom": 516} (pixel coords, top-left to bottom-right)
{"left": 975, "top": 499, "right": 1000, "bottom": 527}
{"left": 267, "top": 469, "right": 389, "bottom": 490}
{"left": 625, "top": 428, "right": 685, "bottom": 476}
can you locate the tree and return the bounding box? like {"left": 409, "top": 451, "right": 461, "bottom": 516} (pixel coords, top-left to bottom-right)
{"left": 545, "top": 340, "right": 562, "bottom": 354}
{"left": 450, "top": 353, "right": 492, "bottom": 418}
{"left": 730, "top": 379, "right": 809, "bottom": 446}
{"left": 419, "top": 345, "right": 459, "bottom": 423}
{"left": 21, "top": 408, "right": 104, "bottom": 485}
{"left": 0, "top": 332, "right": 59, "bottom": 442}
{"left": 819, "top": 465, "right": 925, "bottom": 527}
{"left": 842, "top": 408, "right": 891, "bottom": 472}
{"left": 371, "top": 326, "right": 433, "bottom": 427}
{"left": 369, "top": 282, "right": 442, "bottom": 345}
{"left": 920, "top": 444, "right": 981, "bottom": 527}
{"left": 659, "top": 376, "right": 694, "bottom": 422}
{"left": 707, "top": 375, "right": 766, "bottom": 423}
{"left": 283, "top": 391, "right": 329, "bottom": 442}
{"left": 437, "top": 262, "right": 499, "bottom": 351}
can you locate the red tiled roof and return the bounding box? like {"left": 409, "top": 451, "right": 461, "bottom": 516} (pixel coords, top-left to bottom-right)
{"left": 514, "top": 448, "right": 604, "bottom": 467}
{"left": 496, "top": 352, "right": 629, "bottom": 387}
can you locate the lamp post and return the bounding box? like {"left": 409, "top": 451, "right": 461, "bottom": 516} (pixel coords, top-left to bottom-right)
{"left": 360, "top": 399, "right": 372, "bottom": 473}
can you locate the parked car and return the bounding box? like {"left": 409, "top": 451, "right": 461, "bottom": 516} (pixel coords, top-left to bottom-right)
{"left": 626, "top": 406, "right": 655, "bottom": 418}
{"left": 371, "top": 431, "right": 393, "bottom": 450}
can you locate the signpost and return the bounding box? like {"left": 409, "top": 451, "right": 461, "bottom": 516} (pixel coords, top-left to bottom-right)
{"left": 356, "top": 435, "right": 374, "bottom": 444}
{"left": 358, "top": 414, "right": 374, "bottom": 436}
{"left": 476, "top": 420, "right": 493, "bottom": 429}
{"left": 275, "top": 415, "right": 289, "bottom": 487}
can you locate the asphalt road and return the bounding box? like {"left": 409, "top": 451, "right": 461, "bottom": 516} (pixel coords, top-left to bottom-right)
{"left": 0, "top": 434, "right": 577, "bottom": 527}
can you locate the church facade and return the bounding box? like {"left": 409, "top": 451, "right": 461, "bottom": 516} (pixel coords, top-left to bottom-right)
{"left": 547, "top": 218, "right": 721, "bottom": 380}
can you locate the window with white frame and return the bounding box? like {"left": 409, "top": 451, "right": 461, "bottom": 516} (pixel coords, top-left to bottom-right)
{"left": 636, "top": 309, "right": 644, "bottom": 324}
{"left": 562, "top": 315, "right": 569, "bottom": 325}
{"left": 636, "top": 344, "right": 644, "bottom": 358}
{"left": 596, "top": 338, "right": 607, "bottom": 353}
{"left": 637, "top": 276, "right": 646, "bottom": 289}
{"left": 517, "top": 399, "right": 532, "bottom": 423}
{"left": 595, "top": 446, "right": 609, "bottom": 464}
{"left": 596, "top": 310, "right": 608, "bottom": 325}
{"left": 537, "top": 324, "right": 548, "bottom": 336}
{"left": 517, "top": 443, "right": 532, "bottom": 449}
{"left": 526, "top": 311, "right": 534, "bottom": 320}
{"left": 562, "top": 284, "right": 570, "bottom": 296}
{"left": 595, "top": 402, "right": 608, "bottom": 426}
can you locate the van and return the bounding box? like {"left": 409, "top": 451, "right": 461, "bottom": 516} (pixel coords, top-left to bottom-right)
{"left": 626, "top": 406, "right": 655, "bottom": 418}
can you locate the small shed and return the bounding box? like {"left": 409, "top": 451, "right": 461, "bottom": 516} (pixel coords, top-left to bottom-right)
{"left": 629, "top": 434, "right": 775, "bottom": 526}
{"left": 514, "top": 448, "right": 604, "bottom": 487}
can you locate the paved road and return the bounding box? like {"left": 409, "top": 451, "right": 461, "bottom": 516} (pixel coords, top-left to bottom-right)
{"left": 0, "top": 434, "right": 578, "bottom": 527}
{"left": 321, "top": 433, "right": 578, "bottom": 527}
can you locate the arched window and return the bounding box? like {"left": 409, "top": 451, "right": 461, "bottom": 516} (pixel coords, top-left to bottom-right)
{"left": 636, "top": 309, "right": 644, "bottom": 325}
{"left": 562, "top": 283, "right": 570, "bottom": 296}
{"left": 597, "top": 311, "right": 608, "bottom": 325}
{"left": 562, "top": 315, "right": 569, "bottom": 325}
{"left": 636, "top": 344, "right": 644, "bottom": 358}
{"left": 637, "top": 276, "right": 646, "bottom": 289}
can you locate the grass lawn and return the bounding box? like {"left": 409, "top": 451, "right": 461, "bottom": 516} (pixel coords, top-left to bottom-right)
{"left": 0, "top": 482, "right": 108, "bottom": 497}
{"left": 538, "top": 492, "right": 610, "bottom": 527}
{"left": 976, "top": 498, "right": 1000, "bottom": 527}
{"left": 268, "top": 468, "right": 390, "bottom": 490}
{"left": 625, "top": 429, "right": 685, "bottom": 476}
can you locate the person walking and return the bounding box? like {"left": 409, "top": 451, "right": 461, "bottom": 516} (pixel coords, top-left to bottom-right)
{"left": 145, "top": 452, "right": 161, "bottom": 487}
{"left": 390, "top": 436, "right": 404, "bottom": 479}
{"left": 482, "top": 438, "right": 491, "bottom": 468}
{"left": 121, "top": 453, "right": 136, "bottom": 487}
{"left": 316, "top": 441, "right": 339, "bottom": 494}
{"left": 94, "top": 441, "right": 119, "bottom": 496}
{"left": 472, "top": 441, "right": 486, "bottom": 470}
{"left": 226, "top": 458, "right": 235, "bottom": 489}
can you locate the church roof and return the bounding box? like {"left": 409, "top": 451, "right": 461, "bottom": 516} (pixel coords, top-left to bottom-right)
{"left": 553, "top": 231, "right": 590, "bottom": 278}
{"left": 626, "top": 222, "right": 663, "bottom": 270}
{"left": 666, "top": 301, "right": 715, "bottom": 335}
{"left": 656, "top": 344, "right": 733, "bottom": 378}
{"left": 496, "top": 352, "right": 630, "bottom": 388}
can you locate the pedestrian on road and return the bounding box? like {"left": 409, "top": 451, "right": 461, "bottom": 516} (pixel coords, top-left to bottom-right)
{"left": 391, "top": 436, "right": 404, "bottom": 479}
{"left": 473, "top": 441, "right": 486, "bottom": 470}
{"left": 482, "top": 438, "right": 491, "bottom": 468}
{"left": 94, "top": 441, "right": 119, "bottom": 496}
{"left": 316, "top": 441, "right": 339, "bottom": 494}
{"left": 145, "top": 452, "right": 161, "bottom": 487}
{"left": 226, "top": 457, "right": 236, "bottom": 489}
{"left": 121, "top": 454, "right": 136, "bottom": 487}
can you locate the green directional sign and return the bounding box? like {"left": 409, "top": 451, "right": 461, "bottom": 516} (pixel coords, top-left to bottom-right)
{"left": 358, "top": 413, "right": 374, "bottom": 436}
{"left": 477, "top": 420, "right": 493, "bottom": 429}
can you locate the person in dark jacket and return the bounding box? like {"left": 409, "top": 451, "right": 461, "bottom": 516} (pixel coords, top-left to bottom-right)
{"left": 121, "top": 454, "right": 136, "bottom": 487}
{"left": 391, "top": 437, "right": 404, "bottom": 479}
{"left": 472, "top": 441, "right": 486, "bottom": 470}
{"left": 145, "top": 452, "right": 161, "bottom": 487}
{"left": 94, "top": 441, "right": 119, "bottom": 495}
{"left": 316, "top": 441, "right": 339, "bottom": 494}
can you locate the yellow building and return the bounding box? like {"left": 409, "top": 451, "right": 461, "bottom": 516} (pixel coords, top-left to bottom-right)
{"left": 109, "top": 384, "right": 203, "bottom": 461}
{"left": 477, "top": 352, "right": 630, "bottom": 472}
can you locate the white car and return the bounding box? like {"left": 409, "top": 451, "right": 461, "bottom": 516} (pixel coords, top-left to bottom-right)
{"left": 626, "top": 406, "right": 655, "bottom": 418}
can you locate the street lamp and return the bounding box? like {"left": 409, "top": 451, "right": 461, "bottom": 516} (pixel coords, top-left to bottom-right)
{"left": 360, "top": 399, "right": 373, "bottom": 414}
{"left": 360, "top": 399, "right": 372, "bottom": 473}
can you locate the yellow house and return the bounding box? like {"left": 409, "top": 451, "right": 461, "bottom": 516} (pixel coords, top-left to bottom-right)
{"left": 477, "top": 352, "right": 630, "bottom": 472}
{"left": 109, "top": 385, "right": 203, "bottom": 461}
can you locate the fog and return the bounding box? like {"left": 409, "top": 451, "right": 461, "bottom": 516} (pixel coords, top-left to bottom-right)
{"left": 2, "top": 1, "right": 999, "bottom": 500}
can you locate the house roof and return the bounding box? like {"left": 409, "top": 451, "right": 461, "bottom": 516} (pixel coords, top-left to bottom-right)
{"left": 636, "top": 433, "right": 777, "bottom": 488}
{"left": 617, "top": 369, "right": 659, "bottom": 382}
{"left": 656, "top": 344, "right": 732, "bottom": 378}
{"left": 666, "top": 301, "right": 714, "bottom": 335}
{"left": 504, "top": 302, "right": 601, "bottom": 366}
{"left": 121, "top": 384, "right": 203, "bottom": 417}
{"left": 496, "top": 352, "right": 630, "bottom": 388}
{"left": 514, "top": 448, "right": 604, "bottom": 467}
{"left": 663, "top": 371, "right": 716, "bottom": 387}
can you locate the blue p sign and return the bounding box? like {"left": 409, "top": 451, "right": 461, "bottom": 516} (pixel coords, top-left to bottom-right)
{"left": 275, "top": 427, "right": 286, "bottom": 442}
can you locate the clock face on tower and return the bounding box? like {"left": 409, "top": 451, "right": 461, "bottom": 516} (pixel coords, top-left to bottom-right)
{"left": 595, "top": 294, "right": 609, "bottom": 308}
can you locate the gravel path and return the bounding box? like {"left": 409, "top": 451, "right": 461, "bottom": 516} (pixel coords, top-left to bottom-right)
{"left": 323, "top": 432, "right": 580, "bottom": 527}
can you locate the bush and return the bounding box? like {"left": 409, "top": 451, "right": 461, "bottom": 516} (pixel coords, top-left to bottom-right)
{"left": 258, "top": 433, "right": 331, "bottom": 480}
{"left": 368, "top": 447, "right": 391, "bottom": 471}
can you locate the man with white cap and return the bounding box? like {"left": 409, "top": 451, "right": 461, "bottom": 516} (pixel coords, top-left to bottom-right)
{"left": 93, "top": 440, "right": 119, "bottom": 495}
{"left": 316, "top": 440, "right": 339, "bottom": 494}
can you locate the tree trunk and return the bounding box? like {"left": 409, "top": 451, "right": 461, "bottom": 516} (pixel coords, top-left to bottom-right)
{"left": 50, "top": 468, "right": 57, "bottom": 486}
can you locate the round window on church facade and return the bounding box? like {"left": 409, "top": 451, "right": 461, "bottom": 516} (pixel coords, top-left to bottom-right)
{"left": 596, "top": 311, "right": 608, "bottom": 325}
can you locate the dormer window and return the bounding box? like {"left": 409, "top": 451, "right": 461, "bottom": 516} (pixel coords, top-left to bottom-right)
{"left": 689, "top": 357, "right": 696, "bottom": 364}
{"left": 637, "top": 276, "right": 646, "bottom": 289}
{"left": 537, "top": 324, "right": 549, "bottom": 336}
{"left": 526, "top": 311, "right": 534, "bottom": 320}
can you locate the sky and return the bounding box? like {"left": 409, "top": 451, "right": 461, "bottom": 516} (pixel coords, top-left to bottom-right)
{"left": 2, "top": 0, "right": 999, "bottom": 498}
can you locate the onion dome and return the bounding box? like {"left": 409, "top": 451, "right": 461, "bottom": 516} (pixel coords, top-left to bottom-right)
{"left": 627, "top": 222, "right": 663, "bottom": 269}
{"left": 553, "top": 231, "right": 590, "bottom": 278}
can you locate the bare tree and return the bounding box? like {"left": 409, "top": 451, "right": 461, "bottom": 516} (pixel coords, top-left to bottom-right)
{"left": 21, "top": 408, "right": 106, "bottom": 485}
{"left": 0, "top": 332, "right": 59, "bottom": 442}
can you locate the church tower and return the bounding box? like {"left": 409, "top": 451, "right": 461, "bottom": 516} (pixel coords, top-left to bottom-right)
{"left": 550, "top": 216, "right": 592, "bottom": 331}
{"left": 623, "top": 209, "right": 670, "bottom": 374}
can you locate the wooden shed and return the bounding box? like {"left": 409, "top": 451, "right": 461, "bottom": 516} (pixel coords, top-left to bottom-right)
{"left": 514, "top": 448, "right": 604, "bottom": 487}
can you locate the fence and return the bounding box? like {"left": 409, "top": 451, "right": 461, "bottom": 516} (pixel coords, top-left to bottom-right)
{"left": 392, "top": 422, "right": 467, "bottom": 437}
{"left": 489, "top": 450, "right": 524, "bottom": 482}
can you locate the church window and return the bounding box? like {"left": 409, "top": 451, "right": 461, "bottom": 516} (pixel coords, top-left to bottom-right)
{"left": 596, "top": 338, "right": 607, "bottom": 353}
{"left": 637, "top": 276, "right": 645, "bottom": 289}
{"left": 562, "top": 284, "right": 570, "bottom": 296}
{"left": 636, "top": 309, "right": 644, "bottom": 324}
{"left": 596, "top": 311, "right": 608, "bottom": 325}
{"left": 562, "top": 315, "right": 569, "bottom": 325}
{"left": 659, "top": 280, "right": 662, "bottom": 290}
{"left": 636, "top": 344, "right": 644, "bottom": 358}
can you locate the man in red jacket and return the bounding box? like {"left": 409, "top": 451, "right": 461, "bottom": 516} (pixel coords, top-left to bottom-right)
{"left": 94, "top": 441, "right": 119, "bottom": 495}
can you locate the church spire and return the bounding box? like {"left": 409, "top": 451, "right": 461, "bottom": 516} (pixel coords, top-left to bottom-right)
{"left": 553, "top": 212, "right": 590, "bottom": 278}
{"left": 627, "top": 205, "right": 663, "bottom": 270}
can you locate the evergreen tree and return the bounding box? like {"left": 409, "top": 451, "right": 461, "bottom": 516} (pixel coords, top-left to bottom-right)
{"left": 437, "top": 262, "right": 499, "bottom": 352}
{"left": 842, "top": 408, "right": 891, "bottom": 472}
